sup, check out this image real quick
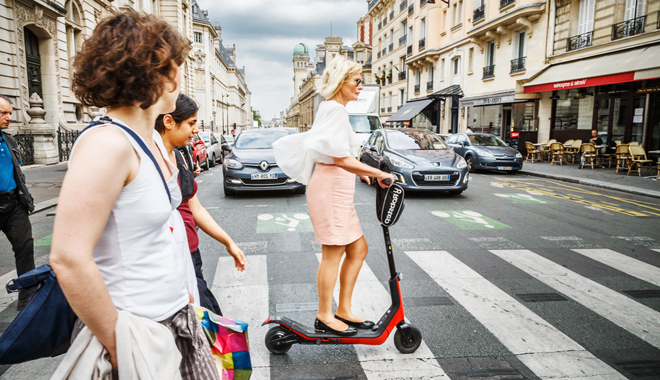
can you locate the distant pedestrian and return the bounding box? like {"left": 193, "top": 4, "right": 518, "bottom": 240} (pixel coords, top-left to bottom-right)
{"left": 0, "top": 95, "right": 36, "bottom": 310}
{"left": 466, "top": 126, "right": 474, "bottom": 134}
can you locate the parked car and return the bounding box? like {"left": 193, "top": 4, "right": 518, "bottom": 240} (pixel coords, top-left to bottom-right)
{"left": 191, "top": 133, "right": 210, "bottom": 170}
{"left": 359, "top": 128, "right": 469, "bottom": 194}
{"left": 213, "top": 133, "right": 232, "bottom": 161}
{"left": 445, "top": 133, "right": 523, "bottom": 173}
{"left": 222, "top": 129, "right": 305, "bottom": 196}
{"left": 198, "top": 132, "right": 222, "bottom": 167}
{"left": 223, "top": 134, "right": 235, "bottom": 149}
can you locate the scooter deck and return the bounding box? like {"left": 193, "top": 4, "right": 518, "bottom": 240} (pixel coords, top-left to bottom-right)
{"left": 272, "top": 316, "right": 391, "bottom": 339}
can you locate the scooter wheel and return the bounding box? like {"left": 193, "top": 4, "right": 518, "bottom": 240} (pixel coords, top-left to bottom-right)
{"left": 394, "top": 326, "right": 422, "bottom": 354}
{"left": 265, "top": 326, "right": 293, "bottom": 355}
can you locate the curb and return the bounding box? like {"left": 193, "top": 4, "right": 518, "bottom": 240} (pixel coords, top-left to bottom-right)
{"left": 31, "top": 197, "right": 58, "bottom": 214}
{"left": 519, "top": 170, "right": 660, "bottom": 200}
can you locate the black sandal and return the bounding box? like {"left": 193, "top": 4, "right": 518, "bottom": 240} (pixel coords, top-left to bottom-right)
{"left": 335, "top": 315, "right": 375, "bottom": 330}
{"left": 314, "top": 318, "right": 358, "bottom": 336}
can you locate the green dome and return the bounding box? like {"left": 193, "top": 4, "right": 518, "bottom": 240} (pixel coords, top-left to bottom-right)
{"left": 294, "top": 43, "right": 308, "bottom": 55}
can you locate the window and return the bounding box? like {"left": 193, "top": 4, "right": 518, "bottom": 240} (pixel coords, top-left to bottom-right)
{"left": 399, "top": 89, "right": 405, "bottom": 106}
{"left": 514, "top": 31, "right": 525, "bottom": 59}
{"left": 408, "top": 26, "right": 414, "bottom": 45}
{"left": 625, "top": 0, "right": 646, "bottom": 20}
{"left": 453, "top": 0, "right": 463, "bottom": 26}
{"left": 194, "top": 32, "right": 202, "bottom": 43}
{"left": 486, "top": 41, "right": 495, "bottom": 66}
{"left": 415, "top": 68, "right": 421, "bottom": 85}
{"left": 428, "top": 63, "right": 434, "bottom": 82}
{"left": 443, "top": 9, "right": 448, "bottom": 31}
{"left": 468, "top": 47, "right": 474, "bottom": 73}
{"left": 577, "top": 0, "right": 595, "bottom": 34}
{"left": 400, "top": 56, "right": 406, "bottom": 72}
{"left": 357, "top": 50, "right": 364, "bottom": 63}
{"left": 441, "top": 58, "right": 445, "bottom": 80}
{"left": 388, "top": 92, "right": 392, "bottom": 107}
{"left": 390, "top": 29, "right": 394, "bottom": 45}
{"left": 421, "top": 18, "right": 426, "bottom": 39}
{"left": 452, "top": 57, "right": 461, "bottom": 84}
{"left": 401, "top": 20, "right": 407, "bottom": 38}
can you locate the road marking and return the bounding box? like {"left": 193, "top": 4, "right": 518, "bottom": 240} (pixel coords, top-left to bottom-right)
{"left": 430, "top": 210, "right": 511, "bottom": 230}
{"left": 493, "top": 193, "right": 555, "bottom": 204}
{"left": 256, "top": 213, "right": 312, "bottom": 233}
{"left": 490, "top": 249, "right": 660, "bottom": 349}
{"left": 573, "top": 249, "right": 660, "bottom": 287}
{"left": 612, "top": 236, "right": 659, "bottom": 248}
{"left": 391, "top": 238, "right": 432, "bottom": 249}
{"left": 236, "top": 241, "right": 268, "bottom": 254}
{"left": 34, "top": 234, "right": 52, "bottom": 247}
{"left": 406, "top": 250, "right": 626, "bottom": 380}
{"left": 468, "top": 237, "right": 522, "bottom": 249}
{"left": 211, "top": 255, "right": 269, "bottom": 380}
{"left": 315, "top": 254, "right": 449, "bottom": 380}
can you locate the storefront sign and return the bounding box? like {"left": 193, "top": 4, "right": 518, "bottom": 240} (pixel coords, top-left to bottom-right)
{"left": 524, "top": 72, "right": 635, "bottom": 94}
{"left": 460, "top": 93, "right": 518, "bottom": 107}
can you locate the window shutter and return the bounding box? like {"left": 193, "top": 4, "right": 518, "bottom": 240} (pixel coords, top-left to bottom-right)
{"left": 577, "top": 0, "right": 595, "bottom": 34}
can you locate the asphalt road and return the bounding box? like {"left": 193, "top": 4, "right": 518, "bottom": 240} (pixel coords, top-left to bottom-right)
{"left": 0, "top": 164, "right": 659, "bottom": 379}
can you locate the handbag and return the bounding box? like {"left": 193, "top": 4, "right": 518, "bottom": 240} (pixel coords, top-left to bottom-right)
{"left": 0, "top": 116, "right": 173, "bottom": 364}
{"left": 0, "top": 265, "right": 77, "bottom": 364}
{"left": 194, "top": 307, "right": 252, "bottom": 380}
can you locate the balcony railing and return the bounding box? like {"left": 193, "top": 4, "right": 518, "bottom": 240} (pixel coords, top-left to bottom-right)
{"left": 399, "top": 35, "right": 407, "bottom": 46}
{"left": 419, "top": 38, "right": 426, "bottom": 50}
{"left": 510, "top": 57, "right": 526, "bottom": 73}
{"left": 400, "top": 0, "right": 408, "bottom": 11}
{"left": 399, "top": 71, "right": 406, "bottom": 80}
{"left": 409, "top": 4, "right": 414, "bottom": 14}
{"left": 377, "top": 51, "right": 382, "bottom": 59}
{"left": 427, "top": 81, "right": 434, "bottom": 91}
{"left": 389, "top": 43, "right": 394, "bottom": 52}
{"left": 612, "top": 15, "right": 646, "bottom": 40}
{"left": 483, "top": 65, "right": 495, "bottom": 79}
{"left": 382, "top": 48, "right": 387, "bottom": 56}
{"left": 414, "top": 84, "right": 421, "bottom": 94}
{"left": 381, "top": 107, "right": 386, "bottom": 113}
{"left": 566, "top": 31, "right": 593, "bottom": 51}
{"left": 390, "top": 11, "right": 394, "bottom": 20}
{"left": 378, "top": 22, "right": 382, "bottom": 30}
{"left": 387, "top": 107, "right": 392, "bottom": 112}
{"left": 407, "top": 45, "right": 413, "bottom": 55}
{"left": 500, "top": 0, "right": 514, "bottom": 8}
{"left": 473, "top": 5, "right": 485, "bottom": 22}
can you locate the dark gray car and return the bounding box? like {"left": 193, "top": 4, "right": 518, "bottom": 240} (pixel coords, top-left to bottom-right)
{"left": 445, "top": 133, "right": 523, "bottom": 173}
{"left": 359, "top": 128, "right": 469, "bottom": 194}
{"left": 222, "top": 129, "right": 305, "bottom": 196}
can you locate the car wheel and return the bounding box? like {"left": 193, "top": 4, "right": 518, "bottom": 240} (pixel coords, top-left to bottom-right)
{"left": 210, "top": 154, "right": 216, "bottom": 168}
{"left": 466, "top": 156, "right": 476, "bottom": 173}
{"left": 223, "top": 183, "right": 235, "bottom": 196}
{"left": 203, "top": 156, "right": 210, "bottom": 170}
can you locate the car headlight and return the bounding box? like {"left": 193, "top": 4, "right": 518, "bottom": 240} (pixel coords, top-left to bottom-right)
{"left": 456, "top": 157, "right": 467, "bottom": 169}
{"left": 390, "top": 157, "right": 414, "bottom": 169}
{"left": 224, "top": 158, "right": 244, "bottom": 170}
{"left": 515, "top": 152, "right": 523, "bottom": 158}
{"left": 478, "top": 150, "right": 494, "bottom": 157}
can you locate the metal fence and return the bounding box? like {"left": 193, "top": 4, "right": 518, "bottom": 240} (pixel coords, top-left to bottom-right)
{"left": 14, "top": 132, "right": 35, "bottom": 166}
{"left": 58, "top": 128, "right": 81, "bottom": 162}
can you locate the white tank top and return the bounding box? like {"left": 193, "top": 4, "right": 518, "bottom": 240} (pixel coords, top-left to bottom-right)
{"left": 70, "top": 118, "right": 189, "bottom": 321}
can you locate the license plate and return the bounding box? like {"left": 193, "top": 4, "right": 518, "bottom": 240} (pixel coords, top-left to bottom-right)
{"left": 424, "top": 174, "right": 450, "bottom": 181}
{"left": 497, "top": 167, "right": 513, "bottom": 171}
{"left": 251, "top": 173, "right": 278, "bottom": 180}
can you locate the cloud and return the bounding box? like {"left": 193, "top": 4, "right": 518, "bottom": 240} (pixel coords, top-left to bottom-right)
{"left": 197, "top": 0, "right": 368, "bottom": 120}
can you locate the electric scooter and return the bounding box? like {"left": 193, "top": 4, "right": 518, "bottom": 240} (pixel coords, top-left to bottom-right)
{"left": 263, "top": 180, "right": 422, "bottom": 354}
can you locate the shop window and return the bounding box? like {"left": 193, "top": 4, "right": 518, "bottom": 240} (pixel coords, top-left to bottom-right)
{"left": 513, "top": 102, "right": 537, "bottom": 131}
{"left": 553, "top": 88, "right": 595, "bottom": 130}
{"left": 468, "top": 105, "right": 503, "bottom": 135}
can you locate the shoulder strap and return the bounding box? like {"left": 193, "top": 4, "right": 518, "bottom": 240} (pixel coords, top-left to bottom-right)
{"left": 84, "top": 117, "right": 171, "bottom": 203}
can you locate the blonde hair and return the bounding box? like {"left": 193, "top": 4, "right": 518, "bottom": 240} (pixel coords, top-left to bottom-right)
{"left": 319, "top": 55, "right": 362, "bottom": 99}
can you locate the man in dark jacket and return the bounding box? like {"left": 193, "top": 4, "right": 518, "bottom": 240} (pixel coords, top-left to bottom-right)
{"left": 0, "top": 95, "right": 36, "bottom": 310}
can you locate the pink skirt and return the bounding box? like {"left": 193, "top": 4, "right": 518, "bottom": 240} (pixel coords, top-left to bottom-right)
{"left": 307, "top": 163, "right": 363, "bottom": 246}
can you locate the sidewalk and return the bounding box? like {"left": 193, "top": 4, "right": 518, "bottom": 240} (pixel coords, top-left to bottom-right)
{"left": 520, "top": 160, "right": 660, "bottom": 199}
{"left": 22, "top": 162, "right": 68, "bottom": 213}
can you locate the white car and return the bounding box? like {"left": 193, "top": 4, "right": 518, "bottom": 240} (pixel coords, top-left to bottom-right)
{"left": 198, "top": 132, "right": 222, "bottom": 167}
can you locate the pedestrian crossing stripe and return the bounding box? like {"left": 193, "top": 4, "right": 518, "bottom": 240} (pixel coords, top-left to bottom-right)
{"left": 492, "top": 193, "right": 556, "bottom": 204}
{"left": 256, "top": 213, "right": 313, "bottom": 234}
{"left": 430, "top": 210, "right": 511, "bottom": 230}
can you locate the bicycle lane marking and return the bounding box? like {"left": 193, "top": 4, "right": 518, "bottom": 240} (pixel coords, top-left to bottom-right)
{"left": 429, "top": 211, "right": 511, "bottom": 230}
{"left": 256, "top": 213, "right": 313, "bottom": 233}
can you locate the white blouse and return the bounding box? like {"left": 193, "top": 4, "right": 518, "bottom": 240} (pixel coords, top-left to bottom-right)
{"left": 273, "top": 100, "right": 361, "bottom": 185}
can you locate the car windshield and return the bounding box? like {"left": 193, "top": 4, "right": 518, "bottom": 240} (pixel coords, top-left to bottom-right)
{"left": 349, "top": 115, "right": 381, "bottom": 133}
{"left": 224, "top": 135, "right": 234, "bottom": 142}
{"left": 386, "top": 130, "right": 448, "bottom": 150}
{"left": 234, "top": 132, "right": 288, "bottom": 149}
{"left": 469, "top": 135, "right": 507, "bottom": 146}
{"left": 197, "top": 132, "right": 210, "bottom": 143}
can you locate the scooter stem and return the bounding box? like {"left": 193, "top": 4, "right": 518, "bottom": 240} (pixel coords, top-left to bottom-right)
{"left": 382, "top": 225, "right": 397, "bottom": 279}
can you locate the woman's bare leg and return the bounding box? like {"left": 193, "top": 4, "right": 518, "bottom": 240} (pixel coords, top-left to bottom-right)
{"left": 317, "top": 244, "right": 350, "bottom": 331}
{"left": 336, "top": 236, "right": 369, "bottom": 322}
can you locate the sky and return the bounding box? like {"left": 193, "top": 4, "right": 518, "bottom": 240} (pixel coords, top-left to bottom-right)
{"left": 197, "top": 0, "right": 370, "bottom": 121}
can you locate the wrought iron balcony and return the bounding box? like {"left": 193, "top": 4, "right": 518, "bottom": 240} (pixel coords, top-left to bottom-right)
{"left": 427, "top": 81, "right": 434, "bottom": 91}
{"left": 378, "top": 22, "right": 382, "bottom": 30}
{"left": 500, "top": 0, "right": 514, "bottom": 8}
{"left": 566, "top": 31, "right": 593, "bottom": 51}
{"left": 399, "top": 35, "right": 407, "bottom": 46}
{"left": 612, "top": 15, "right": 646, "bottom": 40}
{"left": 483, "top": 65, "right": 495, "bottom": 79}
{"left": 409, "top": 4, "right": 414, "bottom": 14}
{"left": 473, "top": 5, "right": 485, "bottom": 22}
{"left": 510, "top": 57, "right": 525, "bottom": 73}
{"left": 381, "top": 107, "right": 386, "bottom": 113}
{"left": 389, "top": 43, "right": 394, "bottom": 52}
{"left": 390, "top": 11, "right": 394, "bottom": 20}
{"left": 399, "top": 71, "right": 406, "bottom": 80}
{"left": 400, "top": 0, "right": 408, "bottom": 11}
{"left": 377, "top": 51, "right": 382, "bottom": 59}
{"left": 382, "top": 48, "right": 387, "bottom": 56}
{"left": 407, "top": 45, "right": 413, "bottom": 55}
{"left": 414, "top": 84, "right": 421, "bottom": 93}
{"left": 387, "top": 107, "right": 392, "bottom": 112}
{"left": 419, "top": 38, "right": 426, "bottom": 50}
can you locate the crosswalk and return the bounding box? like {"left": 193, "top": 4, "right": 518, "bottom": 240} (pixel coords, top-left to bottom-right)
{"left": 1, "top": 246, "right": 659, "bottom": 379}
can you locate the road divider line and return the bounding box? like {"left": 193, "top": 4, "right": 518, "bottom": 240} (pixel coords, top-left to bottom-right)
{"left": 406, "top": 250, "right": 626, "bottom": 380}
{"left": 211, "top": 255, "right": 269, "bottom": 380}
{"left": 491, "top": 249, "right": 660, "bottom": 349}
{"left": 315, "top": 253, "right": 449, "bottom": 380}
{"left": 572, "top": 249, "right": 660, "bottom": 287}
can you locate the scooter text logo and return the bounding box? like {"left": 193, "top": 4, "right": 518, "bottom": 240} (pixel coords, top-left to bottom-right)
{"left": 384, "top": 187, "right": 402, "bottom": 225}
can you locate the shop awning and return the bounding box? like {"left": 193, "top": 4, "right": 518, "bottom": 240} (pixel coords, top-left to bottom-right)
{"left": 430, "top": 85, "right": 464, "bottom": 98}
{"left": 523, "top": 44, "right": 660, "bottom": 94}
{"left": 387, "top": 99, "right": 434, "bottom": 122}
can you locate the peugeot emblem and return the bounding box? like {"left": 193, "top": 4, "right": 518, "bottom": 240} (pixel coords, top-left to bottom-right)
{"left": 260, "top": 161, "right": 269, "bottom": 171}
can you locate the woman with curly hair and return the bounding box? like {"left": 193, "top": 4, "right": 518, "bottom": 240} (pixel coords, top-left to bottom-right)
{"left": 49, "top": 11, "right": 219, "bottom": 379}
{"left": 273, "top": 56, "right": 395, "bottom": 336}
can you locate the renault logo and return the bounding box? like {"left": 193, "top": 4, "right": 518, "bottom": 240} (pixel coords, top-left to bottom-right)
{"left": 260, "top": 161, "right": 269, "bottom": 171}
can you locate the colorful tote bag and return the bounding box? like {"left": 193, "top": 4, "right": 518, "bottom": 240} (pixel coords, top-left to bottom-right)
{"left": 194, "top": 307, "right": 252, "bottom": 380}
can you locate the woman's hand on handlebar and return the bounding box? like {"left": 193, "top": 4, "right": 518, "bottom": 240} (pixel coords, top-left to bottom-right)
{"left": 376, "top": 172, "right": 396, "bottom": 188}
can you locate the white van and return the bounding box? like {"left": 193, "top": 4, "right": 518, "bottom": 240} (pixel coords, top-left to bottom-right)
{"left": 346, "top": 84, "right": 382, "bottom": 145}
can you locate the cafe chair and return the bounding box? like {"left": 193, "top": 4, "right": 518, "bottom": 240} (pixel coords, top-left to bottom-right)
{"left": 627, "top": 145, "right": 654, "bottom": 176}
{"left": 615, "top": 144, "right": 631, "bottom": 173}
{"left": 525, "top": 141, "right": 540, "bottom": 162}
{"left": 629, "top": 141, "right": 640, "bottom": 146}
{"left": 614, "top": 140, "right": 622, "bottom": 145}
{"left": 541, "top": 139, "right": 556, "bottom": 161}
{"left": 656, "top": 161, "right": 660, "bottom": 180}
{"left": 564, "top": 139, "right": 574, "bottom": 148}
{"left": 579, "top": 144, "right": 598, "bottom": 169}
{"left": 566, "top": 140, "right": 582, "bottom": 164}
{"left": 550, "top": 142, "right": 566, "bottom": 165}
